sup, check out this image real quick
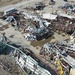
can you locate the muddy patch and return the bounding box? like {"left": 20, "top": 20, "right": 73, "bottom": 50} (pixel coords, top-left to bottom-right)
{"left": 30, "top": 36, "right": 55, "bottom": 47}
{"left": 9, "top": 35, "right": 14, "bottom": 38}
{"left": 0, "top": 25, "right": 9, "bottom": 31}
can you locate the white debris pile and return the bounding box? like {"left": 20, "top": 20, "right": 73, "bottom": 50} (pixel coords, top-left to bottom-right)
{"left": 5, "top": 16, "right": 16, "bottom": 23}
{"left": 40, "top": 43, "right": 53, "bottom": 55}
{"left": 14, "top": 49, "right": 51, "bottom": 75}
{"left": 42, "top": 13, "right": 57, "bottom": 20}
{"left": 66, "top": 42, "right": 75, "bottom": 51}
{"left": 2, "top": 8, "right": 53, "bottom": 41}
{"left": 39, "top": 40, "right": 75, "bottom": 74}
{"left": 70, "top": 31, "right": 75, "bottom": 42}
{"left": 22, "top": 12, "right": 53, "bottom": 41}
{"left": 25, "top": 26, "right": 37, "bottom": 33}
{"left": 22, "top": 12, "right": 40, "bottom": 22}
{"left": 60, "top": 2, "right": 75, "bottom": 14}
{"left": 23, "top": 33, "right": 36, "bottom": 41}
{"left": 40, "top": 40, "right": 75, "bottom": 60}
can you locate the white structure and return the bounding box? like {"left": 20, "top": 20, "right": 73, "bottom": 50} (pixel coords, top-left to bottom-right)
{"left": 3, "top": 8, "right": 17, "bottom": 15}
{"left": 22, "top": 12, "right": 40, "bottom": 22}
{"left": 62, "top": 55, "right": 75, "bottom": 69}
{"left": 15, "top": 49, "right": 51, "bottom": 75}
{"left": 42, "top": 13, "right": 57, "bottom": 20}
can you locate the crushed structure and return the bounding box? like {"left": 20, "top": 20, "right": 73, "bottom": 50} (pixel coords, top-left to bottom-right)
{"left": 59, "top": 2, "right": 75, "bottom": 15}
{"left": 0, "top": 0, "right": 75, "bottom": 75}
{"left": 0, "top": 39, "right": 58, "bottom": 75}
{"left": 43, "top": 14, "right": 75, "bottom": 34}
{"left": 2, "top": 8, "right": 54, "bottom": 41}
{"left": 40, "top": 37, "right": 75, "bottom": 75}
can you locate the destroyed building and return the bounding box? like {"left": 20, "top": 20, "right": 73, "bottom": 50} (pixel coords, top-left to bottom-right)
{"left": 2, "top": 9, "right": 54, "bottom": 41}
{"left": 40, "top": 39, "right": 75, "bottom": 75}
{"left": 59, "top": 2, "right": 75, "bottom": 15}
{"left": 32, "top": 2, "right": 45, "bottom": 10}
{"left": 43, "top": 13, "right": 75, "bottom": 35}
{"left": 0, "top": 38, "right": 59, "bottom": 75}
{"left": 0, "top": 0, "right": 75, "bottom": 75}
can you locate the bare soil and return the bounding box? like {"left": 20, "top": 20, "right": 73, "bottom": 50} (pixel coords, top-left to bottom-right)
{"left": 0, "top": 55, "right": 25, "bottom": 75}
{"left": 0, "top": 0, "right": 22, "bottom": 7}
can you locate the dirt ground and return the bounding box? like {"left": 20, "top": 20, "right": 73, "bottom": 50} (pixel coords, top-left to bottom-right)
{"left": 0, "top": 55, "right": 25, "bottom": 75}
{"left": 0, "top": 0, "right": 23, "bottom": 7}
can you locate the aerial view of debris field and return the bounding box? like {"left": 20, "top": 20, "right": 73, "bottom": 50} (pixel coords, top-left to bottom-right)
{"left": 0, "top": 0, "right": 75, "bottom": 75}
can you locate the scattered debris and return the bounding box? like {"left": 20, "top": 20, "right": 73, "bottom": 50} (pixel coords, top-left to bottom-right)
{"left": 40, "top": 39, "right": 75, "bottom": 75}
{"left": 0, "top": 42, "right": 58, "bottom": 75}
{"left": 32, "top": 2, "right": 45, "bottom": 10}
{"left": 0, "top": 0, "right": 75, "bottom": 75}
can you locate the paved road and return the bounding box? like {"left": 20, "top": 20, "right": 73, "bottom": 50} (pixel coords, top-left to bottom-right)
{"left": 0, "top": 0, "right": 43, "bottom": 12}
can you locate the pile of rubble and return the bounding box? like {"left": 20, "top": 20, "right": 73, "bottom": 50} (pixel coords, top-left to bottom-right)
{"left": 21, "top": 12, "right": 54, "bottom": 41}
{"left": 59, "top": 2, "right": 75, "bottom": 15}
{"left": 0, "top": 41, "right": 57, "bottom": 75}
{"left": 45, "top": 14, "right": 75, "bottom": 34}
{"left": 32, "top": 2, "right": 45, "bottom": 10}
{"left": 40, "top": 40, "right": 75, "bottom": 75}
{"left": 40, "top": 38, "right": 75, "bottom": 58}
{"left": 2, "top": 8, "right": 54, "bottom": 41}
{"left": 54, "top": 16, "right": 75, "bottom": 34}
{"left": 70, "top": 31, "right": 75, "bottom": 42}
{"left": 1, "top": 6, "right": 75, "bottom": 41}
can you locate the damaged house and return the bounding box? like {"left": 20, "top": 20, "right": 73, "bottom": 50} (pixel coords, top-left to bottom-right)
{"left": 40, "top": 40, "right": 75, "bottom": 75}
{"left": 2, "top": 9, "right": 54, "bottom": 41}
{"left": 43, "top": 14, "right": 75, "bottom": 35}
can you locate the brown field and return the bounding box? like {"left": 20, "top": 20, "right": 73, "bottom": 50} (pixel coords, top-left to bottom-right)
{"left": 0, "top": 0, "right": 22, "bottom": 7}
